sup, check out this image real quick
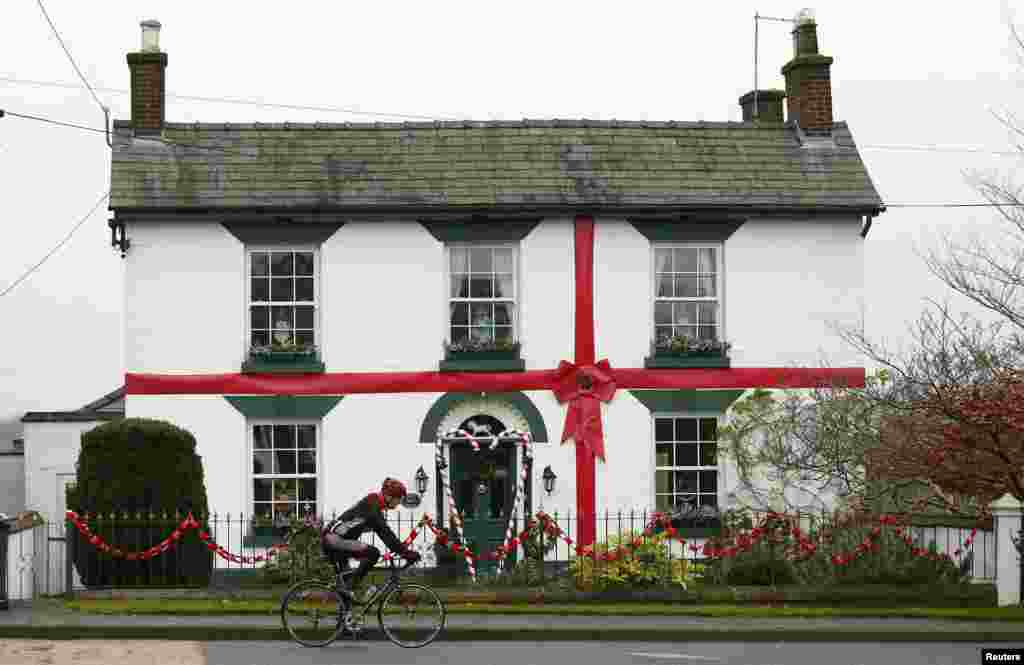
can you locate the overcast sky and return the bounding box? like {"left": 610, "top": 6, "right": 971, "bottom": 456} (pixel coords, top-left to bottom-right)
{"left": 0, "top": 1, "right": 1021, "bottom": 443}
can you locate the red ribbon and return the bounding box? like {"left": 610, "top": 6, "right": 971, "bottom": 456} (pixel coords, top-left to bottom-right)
{"left": 553, "top": 359, "right": 616, "bottom": 462}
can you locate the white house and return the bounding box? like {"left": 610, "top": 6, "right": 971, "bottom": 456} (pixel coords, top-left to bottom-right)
{"left": 96, "top": 15, "right": 882, "bottom": 565}
{"left": 20, "top": 388, "right": 123, "bottom": 594}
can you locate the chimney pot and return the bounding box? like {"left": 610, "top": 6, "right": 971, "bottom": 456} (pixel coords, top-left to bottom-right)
{"left": 738, "top": 90, "right": 785, "bottom": 123}
{"left": 795, "top": 8, "right": 815, "bottom": 26}
{"left": 140, "top": 20, "right": 161, "bottom": 53}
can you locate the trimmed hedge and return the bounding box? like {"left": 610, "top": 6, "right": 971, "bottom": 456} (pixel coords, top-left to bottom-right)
{"left": 66, "top": 418, "right": 213, "bottom": 588}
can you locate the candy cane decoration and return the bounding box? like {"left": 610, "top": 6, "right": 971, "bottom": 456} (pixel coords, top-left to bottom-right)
{"left": 496, "top": 429, "right": 532, "bottom": 574}
{"left": 437, "top": 432, "right": 475, "bottom": 580}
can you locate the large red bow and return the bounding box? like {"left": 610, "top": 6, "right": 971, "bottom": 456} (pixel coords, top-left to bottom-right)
{"left": 553, "top": 359, "right": 616, "bottom": 462}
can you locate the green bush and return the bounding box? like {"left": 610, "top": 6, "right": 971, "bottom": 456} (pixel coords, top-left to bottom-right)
{"left": 66, "top": 418, "right": 212, "bottom": 588}
{"left": 568, "top": 530, "right": 690, "bottom": 591}
{"left": 260, "top": 518, "right": 334, "bottom": 585}
{"left": 795, "top": 528, "right": 968, "bottom": 586}
{"left": 698, "top": 511, "right": 971, "bottom": 588}
{"left": 701, "top": 514, "right": 799, "bottom": 586}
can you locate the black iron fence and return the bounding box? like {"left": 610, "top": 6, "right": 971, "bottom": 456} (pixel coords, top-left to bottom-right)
{"left": 51, "top": 508, "right": 996, "bottom": 592}
{"left": 0, "top": 520, "right": 8, "bottom": 609}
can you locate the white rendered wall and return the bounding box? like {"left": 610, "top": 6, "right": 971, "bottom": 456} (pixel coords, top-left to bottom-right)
{"left": 590, "top": 216, "right": 865, "bottom": 371}
{"left": 23, "top": 421, "right": 102, "bottom": 595}
{"left": 726, "top": 217, "right": 865, "bottom": 368}
{"left": 520, "top": 219, "right": 574, "bottom": 369}
{"left": 592, "top": 218, "right": 650, "bottom": 369}
{"left": 23, "top": 422, "right": 104, "bottom": 523}
{"left": 126, "top": 395, "right": 244, "bottom": 518}
{"left": 321, "top": 221, "right": 440, "bottom": 372}
{"left": 125, "top": 221, "right": 243, "bottom": 373}
{"left": 321, "top": 393, "right": 437, "bottom": 518}
{"left": 0, "top": 455, "right": 25, "bottom": 516}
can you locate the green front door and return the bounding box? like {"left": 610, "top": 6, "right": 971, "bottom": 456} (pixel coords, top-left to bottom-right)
{"left": 450, "top": 443, "right": 517, "bottom": 577}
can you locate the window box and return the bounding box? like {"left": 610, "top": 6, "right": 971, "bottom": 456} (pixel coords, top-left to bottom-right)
{"left": 674, "top": 526, "right": 723, "bottom": 538}
{"left": 251, "top": 349, "right": 317, "bottom": 363}
{"left": 243, "top": 345, "right": 324, "bottom": 374}
{"left": 645, "top": 337, "right": 731, "bottom": 369}
{"left": 440, "top": 351, "right": 525, "bottom": 372}
{"left": 645, "top": 351, "right": 731, "bottom": 369}
{"left": 242, "top": 353, "right": 325, "bottom": 374}
{"left": 440, "top": 341, "right": 525, "bottom": 372}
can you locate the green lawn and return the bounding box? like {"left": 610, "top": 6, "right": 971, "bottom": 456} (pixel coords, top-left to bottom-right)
{"left": 63, "top": 598, "right": 1024, "bottom": 621}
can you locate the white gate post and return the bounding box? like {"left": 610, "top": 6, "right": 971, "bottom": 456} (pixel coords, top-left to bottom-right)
{"left": 990, "top": 493, "right": 1023, "bottom": 607}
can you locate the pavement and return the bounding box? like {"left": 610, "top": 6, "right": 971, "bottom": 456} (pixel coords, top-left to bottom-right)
{"left": 1, "top": 600, "right": 1022, "bottom": 642}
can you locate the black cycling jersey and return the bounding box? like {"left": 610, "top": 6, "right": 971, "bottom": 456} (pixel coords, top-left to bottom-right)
{"left": 322, "top": 492, "right": 410, "bottom": 556}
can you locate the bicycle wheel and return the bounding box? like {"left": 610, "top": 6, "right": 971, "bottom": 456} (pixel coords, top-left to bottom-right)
{"left": 377, "top": 583, "right": 446, "bottom": 648}
{"left": 280, "top": 579, "right": 348, "bottom": 648}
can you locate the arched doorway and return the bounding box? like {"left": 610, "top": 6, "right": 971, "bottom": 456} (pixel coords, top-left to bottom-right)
{"left": 447, "top": 414, "right": 522, "bottom": 576}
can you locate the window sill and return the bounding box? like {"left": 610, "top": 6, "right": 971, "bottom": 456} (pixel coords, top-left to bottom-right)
{"left": 643, "top": 354, "right": 731, "bottom": 369}
{"left": 242, "top": 354, "right": 325, "bottom": 374}
{"left": 440, "top": 350, "right": 525, "bottom": 372}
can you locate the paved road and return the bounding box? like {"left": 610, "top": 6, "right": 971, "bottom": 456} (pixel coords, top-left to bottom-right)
{"left": 4, "top": 640, "right": 1024, "bottom": 665}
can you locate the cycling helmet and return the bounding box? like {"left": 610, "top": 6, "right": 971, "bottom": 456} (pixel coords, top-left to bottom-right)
{"left": 381, "top": 478, "right": 408, "bottom": 498}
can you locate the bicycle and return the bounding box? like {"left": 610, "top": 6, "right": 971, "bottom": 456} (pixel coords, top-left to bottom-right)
{"left": 280, "top": 555, "right": 447, "bottom": 648}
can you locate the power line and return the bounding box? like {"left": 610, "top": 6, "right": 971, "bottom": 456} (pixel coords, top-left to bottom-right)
{"left": 33, "top": 1, "right": 104, "bottom": 114}
{"left": 2, "top": 109, "right": 107, "bottom": 135}
{"left": 884, "top": 203, "right": 1024, "bottom": 208}
{"left": 860, "top": 143, "right": 1022, "bottom": 157}
{"left": 6, "top": 105, "right": 1024, "bottom": 166}
{"left": 4, "top": 76, "right": 1024, "bottom": 157}
{"left": 0, "top": 74, "right": 461, "bottom": 121}
{"left": 0, "top": 190, "right": 109, "bottom": 299}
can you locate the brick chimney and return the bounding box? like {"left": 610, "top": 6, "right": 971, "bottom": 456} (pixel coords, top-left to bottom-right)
{"left": 780, "top": 9, "right": 834, "bottom": 134}
{"left": 738, "top": 89, "right": 786, "bottom": 123}
{"left": 127, "top": 20, "right": 167, "bottom": 136}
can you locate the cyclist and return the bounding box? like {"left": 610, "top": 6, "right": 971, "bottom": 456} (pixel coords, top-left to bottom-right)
{"left": 321, "top": 477, "right": 421, "bottom": 600}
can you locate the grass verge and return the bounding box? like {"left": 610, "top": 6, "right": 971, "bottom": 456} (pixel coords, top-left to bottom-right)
{"left": 62, "top": 598, "right": 1024, "bottom": 621}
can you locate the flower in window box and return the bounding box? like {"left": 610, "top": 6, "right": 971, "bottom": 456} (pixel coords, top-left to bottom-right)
{"left": 443, "top": 338, "right": 521, "bottom": 358}
{"left": 250, "top": 340, "right": 318, "bottom": 361}
{"left": 652, "top": 334, "right": 731, "bottom": 357}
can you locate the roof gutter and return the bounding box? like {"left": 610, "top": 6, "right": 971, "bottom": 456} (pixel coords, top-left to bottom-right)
{"left": 111, "top": 203, "right": 888, "bottom": 221}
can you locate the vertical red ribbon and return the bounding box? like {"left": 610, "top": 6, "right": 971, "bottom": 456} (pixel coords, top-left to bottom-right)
{"left": 573, "top": 215, "right": 597, "bottom": 548}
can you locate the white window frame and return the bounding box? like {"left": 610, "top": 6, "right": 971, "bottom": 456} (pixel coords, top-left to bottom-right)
{"left": 650, "top": 243, "right": 725, "bottom": 345}
{"left": 443, "top": 243, "right": 521, "bottom": 346}
{"left": 244, "top": 246, "right": 321, "bottom": 355}
{"left": 651, "top": 412, "right": 722, "bottom": 513}
{"left": 248, "top": 419, "right": 322, "bottom": 521}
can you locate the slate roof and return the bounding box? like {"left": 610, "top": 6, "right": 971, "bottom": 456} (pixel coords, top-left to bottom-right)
{"left": 109, "top": 120, "right": 884, "bottom": 215}
{"left": 21, "top": 387, "right": 125, "bottom": 424}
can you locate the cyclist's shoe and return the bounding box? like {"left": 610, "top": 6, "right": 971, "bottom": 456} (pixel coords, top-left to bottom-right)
{"left": 338, "top": 609, "right": 355, "bottom": 635}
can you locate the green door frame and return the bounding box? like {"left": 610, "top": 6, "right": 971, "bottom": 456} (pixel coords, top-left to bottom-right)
{"left": 443, "top": 439, "right": 530, "bottom": 576}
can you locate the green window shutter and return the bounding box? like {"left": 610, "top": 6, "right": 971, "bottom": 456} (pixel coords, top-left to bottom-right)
{"left": 628, "top": 218, "right": 745, "bottom": 243}
{"left": 418, "top": 219, "right": 540, "bottom": 243}
{"left": 628, "top": 389, "right": 746, "bottom": 413}
{"left": 224, "top": 396, "right": 343, "bottom": 419}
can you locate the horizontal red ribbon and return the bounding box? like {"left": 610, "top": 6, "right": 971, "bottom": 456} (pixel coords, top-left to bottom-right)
{"left": 126, "top": 367, "right": 864, "bottom": 395}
